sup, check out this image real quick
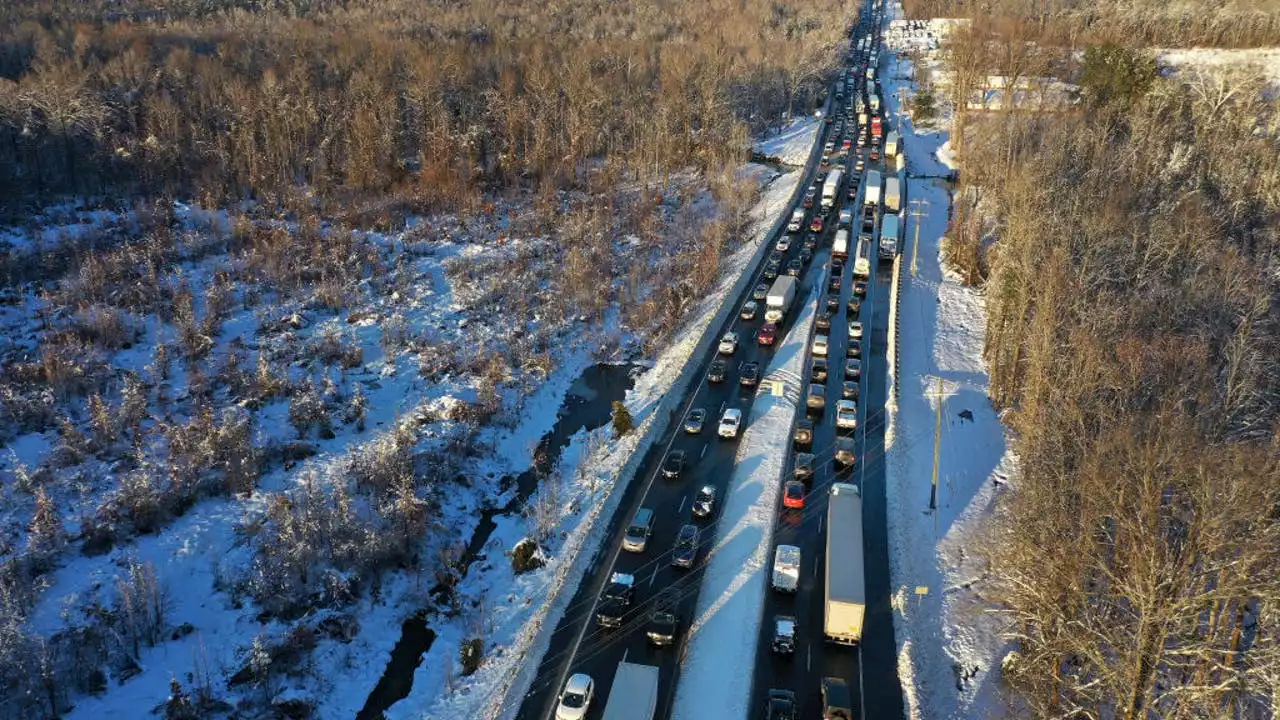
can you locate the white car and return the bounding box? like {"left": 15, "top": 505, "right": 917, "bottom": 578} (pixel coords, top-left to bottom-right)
{"left": 718, "top": 408, "right": 743, "bottom": 439}
{"left": 556, "top": 673, "right": 594, "bottom": 720}
{"left": 848, "top": 321, "right": 863, "bottom": 340}
{"left": 787, "top": 209, "right": 805, "bottom": 233}
{"left": 776, "top": 236, "right": 792, "bottom": 252}
{"left": 718, "top": 331, "right": 739, "bottom": 355}
{"left": 836, "top": 399, "right": 858, "bottom": 429}
{"left": 812, "top": 334, "right": 829, "bottom": 357}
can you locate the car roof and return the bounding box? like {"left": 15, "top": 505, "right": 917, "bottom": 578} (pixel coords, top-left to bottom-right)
{"left": 838, "top": 400, "right": 857, "bottom": 410}
{"left": 775, "top": 616, "right": 796, "bottom": 634}
{"left": 565, "top": 673, "right": 592, "bottom": 693}
{"left": 678, "top": 524, "right": 698, "bottom": 538}
{"left": 609, "top": 572, "right": 635, "bottom": 585}
{"left": 723, "top": 408, "right": 742, "bottom": 419}
{"left": 698, "top": 484, "right": 716, "bottom": 496}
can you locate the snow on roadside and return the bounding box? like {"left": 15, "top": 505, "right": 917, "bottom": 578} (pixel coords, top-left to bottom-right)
{"left": 1158, "top": 47, "right": 1280, "bottom": 86}
{"left": 754, "top": 116, "right": 825, "bottom": 166}
{"left": 671, "top": 267, "right": 821, "bottom": 720}
{"left": 410, "top": 162, "right": 810, "bottom": 719}
{"left": 882, "top": 6, "right": 1016, "bottom": 719}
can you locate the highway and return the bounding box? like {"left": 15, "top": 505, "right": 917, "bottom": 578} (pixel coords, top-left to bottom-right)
{"left": 513, "top": 22, "right": 864, "bottom": 720}
{"left": 746, "top": 3, "right": 908, "bottom": 718}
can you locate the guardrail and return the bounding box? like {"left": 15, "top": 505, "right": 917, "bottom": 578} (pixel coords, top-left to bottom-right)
{"left": 490, "top": 69, "right": 839, "bottom": 720}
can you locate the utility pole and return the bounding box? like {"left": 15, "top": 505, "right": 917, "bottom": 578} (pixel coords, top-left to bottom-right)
{"left": 909, "top": 199, "right": 929, "bottom": 278}
{"left": 926, "top": 376, "right": 946, "bottom": 513}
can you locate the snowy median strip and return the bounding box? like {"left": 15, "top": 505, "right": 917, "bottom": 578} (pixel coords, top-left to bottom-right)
{"left": 671, "top": 273, "right": 821, "bottom": 720}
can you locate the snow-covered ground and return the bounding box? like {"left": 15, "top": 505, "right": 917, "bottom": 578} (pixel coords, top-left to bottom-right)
{"left": 1159, "top": 47, "right": 1280, "bottom": 86}
{"left": 670, "top": 266, "right": 821, "bottom": 720}
{"left": 754, "top": 116, "right": 825, "bottom": 166}
{"left": 0, "top": 154, "right": 806, "bottom": 719}
{"left": 881, "top": 5, "right": 1017, "bottom": 719}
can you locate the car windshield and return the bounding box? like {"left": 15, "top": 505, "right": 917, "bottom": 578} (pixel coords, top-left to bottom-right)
{"left": 626, "top": 525, "right": 644, "bottom": 537}
{"left": 561, "top": 692, "right": 585, "bottom": 708}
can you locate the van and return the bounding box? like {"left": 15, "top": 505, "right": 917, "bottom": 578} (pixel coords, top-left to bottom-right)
{"left": 622, "top": 508, "right": 655, "bottom": 553}
{"left": 821, "top": 677, "right": 854, "bottom": 720}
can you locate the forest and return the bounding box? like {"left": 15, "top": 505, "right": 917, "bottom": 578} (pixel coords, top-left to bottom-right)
{"left": 944, "top": 29, "right": 1280, "bottom": 718}
{"left": 0, "top": 0, "right": 853, "bottom": 217}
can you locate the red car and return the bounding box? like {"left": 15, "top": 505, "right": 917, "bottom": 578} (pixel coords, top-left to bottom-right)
{"left": 870, "top": 150, "right": 880, "bottom": 162}
{"left": 783, "top": 481, "right": 806, "bottom": 509}
{"left": 757, "top": 322, "right": 778, "bottom": 346}
{"left": 809, "top": 216, "right": 824, "bottom": 233}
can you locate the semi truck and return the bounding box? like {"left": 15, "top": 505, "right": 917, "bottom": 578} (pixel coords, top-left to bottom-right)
{"left": 821, "top": 169, "right": 843, "bottom": 212}
{"left": 884, "top": 175, "right": 902, "bottom": 212}
{"left": 833, "top": 228, "right": 850, "bottom": 259}
{"left": 772, "top": 544, "right": 801, "bottom": 593}
{"left": 864, "top": 170, "right": 882, "bottom": 207}
{"left": 600, "top": 662, "right": 660, "bottom": 720}
{"left": 879, "top": 212, "right": 901, "bottom": 260}
{"left": 765, "top": 276, "right": 797, "bottom": 323}
{"left": 824, "top": 483, "right": 866, "bottom": 645}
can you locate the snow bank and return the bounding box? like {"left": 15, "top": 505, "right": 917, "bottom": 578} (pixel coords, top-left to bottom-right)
{"left": 882, "top": 10, "right": 1017, "bottom": 720}
{"left": 754, "top": 116, "right": 825, "bottom": 166}
{"left": 671, "top": 273, "right": 821, "bottom": 720}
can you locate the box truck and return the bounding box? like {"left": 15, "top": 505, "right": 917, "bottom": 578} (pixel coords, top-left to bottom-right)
{"left": 869, "top": 93, "right": 880, "bottom": 112}
{"left": 824, "top": 483, "right": 866, "bottom": 645}
{"left": 853, "top": 236, "right": 872, "bottom": 278}
{"left": 765, "top": 276, "right": 797, "bottom": 323}
{"left": 884, "top": 175, "right": 902, "bottom": 212}
{"left": 821, "top": 169, "right": 843, "bottom": 212}
{"left": 600, "top": 662, "right": 660, "bottom": 720}
{"left": 863, "top": 170, "right": 882, "bottom": 207}
{"left": 833, "top": 228, "right": 850, "bottom": 258}
{"left": 885, "top": 130, "right": 900, "bottom": 158}
{"left": 879, "top": 212, "right": 901, "bottom": 260}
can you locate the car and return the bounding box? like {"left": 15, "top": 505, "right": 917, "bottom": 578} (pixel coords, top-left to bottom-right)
{"left": 856, "top": 134, "right": 867, "bottom": 147}
{"left": 817, "top": 169, "right": 829, "bottom": 183}
{"left": 672, "top": 523, "right": 699, "bottom": 568}
{"left": 810, "top": 216, "right": 824, "bottom": 233}
{"left": 772, "top": 615, "right": 797, "bottom": 655}
{"left": 753, "top": 283, "right": 770, "bottom": 301}
{"left": 692, "top": 485, "right": 717, "bottom": 518}
{"left": 816, "top": 312, "right": 832, "bottom": 331}
{"left": 708, "top": 358, "right": 727, "bottom": 382}
{"left": 835, "top": 436, "right": 857, "bottom": 467}
{"left": 828, "top": 273, "right": 842, "bottom": 292}
{"left": 848, "top": 321, "right": 864, "bottom": 339}
{"left": 842, "top": 380, "right": 860, "bottom": 400}
{"left": 853, "top": 280, "right": 868, "bottom": 297}
{"left": 766, "top": 689, "right": 798, "bottom": 720}
{"left": 763, "top": 262, "right": 780, "bottom": 281}
{"left": 812, "top": 334, "right": 829, "bottom": 357}
{"left": 832, "top": 259, "right": 845, "bottom": 275}
{"left": 794, "top": 452, "right": 815, "bottom": 482}
{"left": 822, "top": 677, "right": 855, "bottom": 720}
{"left": 787, "top": 209, "right": 805, "bottom": 233}
{"left": 799, "top": 247, "right": 814, "bottom": 264}
{"left": 740, "top": 301, "right": 759, "bottom": 320}
{"left": 804, "top": 233, "right": 820, "bottom": 249}
{"left": 718, "top": 331, "right": 738, "bottom": 355}
{"left": 870, "top": 149, "right": 880, "bottom": 162}
{"left": 718, "top": 408, "right": 743, "bottom": 438}
{"left": 848, "top": 182, "right": 860, "bottom": 198}
{"left": 811, "top": 358, "right": 829, "bottom": 383}
{"left": 826, "top": 295, "right": 842, "bottom": 313}
{"left": 783, "top": 481, "right": 806, "bottom": 509}
{"left": 847, "top": 295, "right": 862, "bottom": 315}
{"left": 806, "top": 383, "right": 826, "bottom": 413}
{"left": 820, "top": 156, "right": 830, "bottom": 169}
{"left": 661, "top": 449, "right": 687, "bottom": 479}
{"left": 647, "top": 593, "right": 680, "bottom": 646}
{"left": 556, "top": 674, "right": 595, "bottom": 720}
{"left": 768, "top": 250, "right": 784, "bottom": 265}
{"left": 785, "top": 259, "right": 803, "bottom": 276}
{"left": 841, "top": 138, "right": 853, "bottom": 152}
{"left": 836, "top": 399, "right": 858, "bottom": 430}
{"left": 845, "top": 358, "right": 862, "bottom": 380}
{"left": 596, "top": 572, "right": 635, "bottom": 628}
{"left": 793, "top": 418, "right": 814, "bottom": 449}
{"left": 757, "top": 322, "right": 778, "bottom": 346}
{"left": 683, "top": 408, "right": 707, "bottom": 434}
{"left": 776, "top": 236, "right": 792, "bottom": 252}
{"left": 823, "top": 141, "right": 835, "bottom": 154}
{"left": 846, "top": 341, "right": 861, "bottom": 359}
{"left": 739, "top": 361, "right": 761, "bottom": 387}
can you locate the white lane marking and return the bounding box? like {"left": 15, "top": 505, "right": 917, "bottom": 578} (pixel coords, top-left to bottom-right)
{"left": 819, "top": 515, "right": 824, "bottom": 534}
{"left": 808, "top": 646, "right": 813, "bottom": 672}
{"left": 649, "top": 565, "right": 659, "bottom": 589}
{"left": 679, "top": 495, "right": 688, "bottom": 514}
{"left": 701, "top": 442, "right": 709, "bottom": 459}
{"left": 623, "top": 648, "right": 629, "bottom": 663}
{"left": 720, "top": 400, "right": 726, "bottom": 413}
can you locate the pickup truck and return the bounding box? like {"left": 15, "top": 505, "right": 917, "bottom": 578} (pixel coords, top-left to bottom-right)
{"left": 772, "top": 545, "right": 801, "bottom": 593}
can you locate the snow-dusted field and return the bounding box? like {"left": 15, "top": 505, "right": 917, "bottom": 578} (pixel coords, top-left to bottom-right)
{"left": 1159, "top": 47, "right": 1280, "bottom": 86}
{"left": 0, "top": 155, "right": 803, "bottom": 719}
{"left": 881, "top": 6, "right": 1017, "bottom": 720}
{"left": 754, "top": 116, "right": 825, "bottom": 166}
{"left": 670, "top": 272, "right": 822, "bottom": 720}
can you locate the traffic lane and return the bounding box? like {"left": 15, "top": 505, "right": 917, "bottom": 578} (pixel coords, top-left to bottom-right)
{"left": 850, "top": 263, "right": 902, "bottom": 719}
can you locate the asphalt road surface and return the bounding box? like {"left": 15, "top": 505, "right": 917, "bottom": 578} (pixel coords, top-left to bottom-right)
{"left": 514, "top": 41, "right": 862, "bottom": 720}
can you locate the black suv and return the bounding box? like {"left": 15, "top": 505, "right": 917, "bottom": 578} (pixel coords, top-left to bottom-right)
{"left": 661, "top": 450, "right": 686, "bottom": 479}
{"left": 647, "top": 592, "right": 679, "bottom": 647}
{"left": 739, "top": 361, "right": 761, "bottom": 387}
{"left": 821, "top": 677, "right": 854, "bottom": 720}
{"left": 766, "top": 689, "right": 798, "bottom": 720}
{"left": 596, "top": 572, "right": 635, "bottom": 629}
{"left": 709, "top": 358, "right": 727, "bottom": 382}
{"left": 671, "top": 524, "right": 698, "bottom": 569}
{"left": 793, "top": 418, "right": 814, "bottom": 449}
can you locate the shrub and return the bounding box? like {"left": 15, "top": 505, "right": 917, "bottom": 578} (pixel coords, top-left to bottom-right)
{"left": 1079, "top": 44, "right": 1158, "bottom": 111}
{"left": 510, "top": 538, "right": 544, "bottom": 574}
{"left": 459, "top": 637, "right": 483, "bottom": 676}
{"left": 611, "top": 400, "right": 634, "bottom": 437}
